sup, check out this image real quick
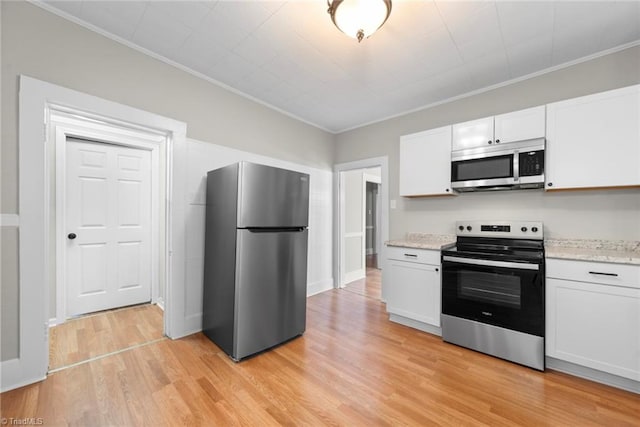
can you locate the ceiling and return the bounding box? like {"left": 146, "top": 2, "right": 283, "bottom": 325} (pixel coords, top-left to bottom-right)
{"left": 40, "top": 1, "right": 640, "bottom": 133}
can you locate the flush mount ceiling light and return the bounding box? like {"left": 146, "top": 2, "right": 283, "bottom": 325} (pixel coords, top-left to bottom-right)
{"left": 327, "top": 0, "right": 392, "bottom": 43}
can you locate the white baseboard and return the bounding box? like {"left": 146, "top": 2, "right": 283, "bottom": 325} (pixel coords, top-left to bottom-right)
{"left": 546, "top": 357, "right": 640, "bottom": 394}
{"left": 155, "top": 297, "right": 165, "bottom": 311}
{"left": 388, "top": 313, "right": 442, "bottom": 337}
{"left": 48, "top": 318, "right": 57, "bottom": 327}
{"left": 342, "top": 269, "right": 365, "bottom": 286}
{"left": 0, "top": 358, "right": 46, "bottom": 393}
{"left": 307, "top": 278, "right": 334, "bottom": 297}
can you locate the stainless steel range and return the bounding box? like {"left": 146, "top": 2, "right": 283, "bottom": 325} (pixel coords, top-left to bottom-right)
{"left": 441, "top": 220, "right": 545, "bottom": 370}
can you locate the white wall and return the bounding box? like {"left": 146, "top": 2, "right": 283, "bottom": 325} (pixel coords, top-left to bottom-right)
{"left": 0, "top": 1, "right": 334, "bottom": 363}
{"left": 335, "top": 45, "right": 640, "bottom": 241}
{"left": 181, "top": 139, "right": 334, "bottom": 333}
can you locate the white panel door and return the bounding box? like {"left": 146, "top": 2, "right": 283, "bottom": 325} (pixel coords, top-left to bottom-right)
{"left": 66, "top": 139, "right": 152, "bottom": 317}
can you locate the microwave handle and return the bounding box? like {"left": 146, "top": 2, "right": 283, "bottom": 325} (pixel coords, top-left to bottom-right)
{"left": 513, "top": 150, "right": 519, "bottom": 181}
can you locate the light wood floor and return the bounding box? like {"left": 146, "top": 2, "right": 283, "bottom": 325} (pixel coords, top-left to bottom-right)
{"left": 343, "top": 267, "right": 382, "bottom": 300}
{"left": 49, "top": 303, "right": 164, "bottom": 371}
{"left": 3, "top": 290, "right": 639, "bottom": 426}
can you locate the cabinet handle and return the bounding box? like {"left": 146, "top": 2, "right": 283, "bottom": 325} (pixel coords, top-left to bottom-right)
{"left": 487, "top": 140, "right": 493, "bottom": 144}
{"left": 445, "top": 188, "right": 450, "bottom": 192}
{"left": 495, "top": 139, "right": 500, "bottom": 143}
{"left": 404, "top": 253, "right": 418, "bottom": 258}
{"left": 588, "top": 271, "right": 619, "bottom": 277}
{"left": 547, "top": 182, "right": 553, "bottom": 187}
{"left": 435, "top": 268, "right": 439, "bottom": 272}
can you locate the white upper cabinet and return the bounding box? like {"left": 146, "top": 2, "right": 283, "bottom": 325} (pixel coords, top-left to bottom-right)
{"left": 494, "top": 106, "right": 546, "bottom": 145}
{"left": 546, "top": 85, "right": 640, "bottom": 190}
{"left": 399, "top": 125, "right": 454, "bottom": 197}
{"left": 451, "top": 116, "right": 494, "bottom": 151}
{"left": 452, "top": 106, "right": 545, "bottom": 151}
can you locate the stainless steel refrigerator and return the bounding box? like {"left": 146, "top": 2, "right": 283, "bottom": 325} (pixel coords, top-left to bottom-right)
{"left": 202, "top": 161, "right": 310, "bottom": 361}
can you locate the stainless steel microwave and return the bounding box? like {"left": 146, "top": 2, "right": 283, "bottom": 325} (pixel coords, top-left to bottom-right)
{"left": 451, "top": 138, "right": 545, "bottom": 192}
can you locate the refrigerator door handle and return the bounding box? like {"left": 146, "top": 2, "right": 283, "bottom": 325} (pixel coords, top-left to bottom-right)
{"left": 244, "top": 227, "right": 306, "bottom": 232}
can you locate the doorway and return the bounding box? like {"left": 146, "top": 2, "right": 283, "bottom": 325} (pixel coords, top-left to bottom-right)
{"left": 9, "top": 76, "right": 187, "bottom": 393}
{"left": 48, "top": 112, "right": 166, "bottom": 372}
{"left": 334, "top": 158, "right": 389, "bottom": 301}
{"left": 365, "top": 178, "right": 381, "bottom": 269}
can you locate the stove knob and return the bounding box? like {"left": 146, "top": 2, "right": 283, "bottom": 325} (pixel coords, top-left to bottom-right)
{"left": 532, "top": 226, "right": 539, "bottom": 233}
{"left": 466, "top": 226, "right": 472, "bottom": 231}
{"left": 458, "top": 225, "right": 464, "bottom": 231}
{"left": 521, "top": 227, "right": 528, "bottom": 232}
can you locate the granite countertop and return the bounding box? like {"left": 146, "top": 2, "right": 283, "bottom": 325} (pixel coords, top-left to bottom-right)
{"left": 387, "top": 233, "right": 640, "bottom": 266}
{"left": 545, "top": 239, "right": 640, "bottom": 266}
{"left": 386, "top": 232, "right": 456, "bottom": 250}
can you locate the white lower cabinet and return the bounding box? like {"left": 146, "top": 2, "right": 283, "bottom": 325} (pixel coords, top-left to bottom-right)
{"left": 546, "top": 259, "right": 640, "bottom": 382}
{"left": 385, "top": 247, "right": 441, "bottom": 333}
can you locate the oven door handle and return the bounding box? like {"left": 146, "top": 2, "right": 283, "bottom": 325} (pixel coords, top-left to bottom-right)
{"left": 442, "top": 255, "right": 540, "bottom": 271}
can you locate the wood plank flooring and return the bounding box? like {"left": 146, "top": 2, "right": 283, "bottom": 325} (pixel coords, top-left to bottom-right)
{"left": 3, "top": 289, "right": 639, "bottom": 426}
{"left": 343, "top": 267, "right": 382, "bottom": 300}
{"left": 49, "top": 303, "right": 164, "bottom": 371}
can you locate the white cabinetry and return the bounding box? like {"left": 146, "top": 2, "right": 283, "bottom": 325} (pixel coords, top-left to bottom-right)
{"left": 452, "top": 106, "right": 545, "bottom": 151}
{"left": 545, "top": 85, "right": 640, "bottom": 190}
{"left": 546, "top": 259, "right": 640, "bottom": 382}
{"left": 399, "top": 126, "right": 453, "bottom": 197}
{"left": 385, "top": 246, "right": 441, "bottom": 334}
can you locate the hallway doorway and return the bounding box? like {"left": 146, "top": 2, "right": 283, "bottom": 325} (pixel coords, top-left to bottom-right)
{"left": 334, "top": 156, "right": 388, "bottom": 302}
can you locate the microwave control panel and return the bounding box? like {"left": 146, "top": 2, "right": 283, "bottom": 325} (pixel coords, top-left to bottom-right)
{"left": 519, "top": 150, "right": 544, "bottom": 177}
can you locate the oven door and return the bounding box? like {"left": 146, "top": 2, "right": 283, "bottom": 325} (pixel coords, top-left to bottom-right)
{"left": 441, "top": 255, "right": 544, "bottom": 336}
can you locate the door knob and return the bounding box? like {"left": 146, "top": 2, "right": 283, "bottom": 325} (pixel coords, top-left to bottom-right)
{"left": 68, "top": 233, "right": 77, "bottom": 240}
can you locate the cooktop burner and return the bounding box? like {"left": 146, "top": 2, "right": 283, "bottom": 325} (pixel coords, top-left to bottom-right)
{"left": 442, "top": 220, "right": 545, "bottom": 263}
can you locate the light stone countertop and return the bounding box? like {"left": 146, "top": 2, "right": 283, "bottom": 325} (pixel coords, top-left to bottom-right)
{"left": 545, "top": 239, "right": 640, "bottom": 266}
{"left": 386, "top": 233, "right": 640, "bottom": 266}
{"left": 385, "top": 232, "right": 456, "bottom": 251}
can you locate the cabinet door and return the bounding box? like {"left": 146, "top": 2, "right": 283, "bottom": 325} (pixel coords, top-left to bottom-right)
{"left": 399, "top": 126, "right": 453, "bottom": 197}
{"left": 546, "top": 277, "right": 640, "bottom": 381}
{"left": 494, "top": 105, "right": 545, "bottom": 144}
{"left": 386, "top": 260, "right": 441, "bottom": 327}
{"left": 546, "top": 85, "right": 640, "bottom": 190}
{"left": 452, "top": 116, "right": 494, "bottom": 151}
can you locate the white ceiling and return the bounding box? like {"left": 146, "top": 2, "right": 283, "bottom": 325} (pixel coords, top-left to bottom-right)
{"left": 40, "top": 1, "right": 640, "bottom": 133}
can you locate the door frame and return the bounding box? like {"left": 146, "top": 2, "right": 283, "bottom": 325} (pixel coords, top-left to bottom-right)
{"left": 52, "top": 110, "right": 164, "bottom": 325}
{"left": 4, "top": 75, "right": 187, "bottom": 392}
{"left": 333, "top": 157, "right": 389, "bottom": 290}
{"left": 363, "top": 173, "right": 381, "bottom": 257}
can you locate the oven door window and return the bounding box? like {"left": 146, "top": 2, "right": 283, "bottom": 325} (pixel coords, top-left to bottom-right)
{"left": 451, "top": 154, "right": 513, "bottom": 182}
{"left": 458, "top": 270, "right": 521, "bottom": 308}
{"left": 442, "top": 261, "right": 544, "bottom": 336}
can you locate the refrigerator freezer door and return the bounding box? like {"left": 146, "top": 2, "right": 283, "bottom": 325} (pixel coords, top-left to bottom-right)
{"left": 234, "top": 228, "right": 308, "bottom": 359}
{"left": 237, "top": 162, "right": 309, "bottom": 228}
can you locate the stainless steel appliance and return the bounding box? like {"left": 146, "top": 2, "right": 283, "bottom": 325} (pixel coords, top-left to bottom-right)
{"left": 451, "top": 138, "right": 545, "bottom": 192}
{"left": 441, "top": 221, "right": 545, "bottom": 370}
{"left": 202, "top": 162, "right": 310, "bottom": 361}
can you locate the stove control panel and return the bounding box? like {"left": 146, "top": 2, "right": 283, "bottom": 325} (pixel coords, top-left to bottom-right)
{"left": 455, "top": 221, "right": 543, "bottom": 239}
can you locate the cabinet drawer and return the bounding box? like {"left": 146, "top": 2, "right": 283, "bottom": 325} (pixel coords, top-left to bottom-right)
{"left": 546, "top": 258, "right": 640, "bottom": 289}
{"left": 387, "top": 246, "right": 440, "bottom": 265}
